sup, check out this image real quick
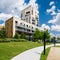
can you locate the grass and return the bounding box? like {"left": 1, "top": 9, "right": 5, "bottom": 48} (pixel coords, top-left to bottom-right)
{"left": 40, "top": 47, "right": 51, "bottom": 60}
{"left": 0, "top": 42, "right": 43, "bottom": 60}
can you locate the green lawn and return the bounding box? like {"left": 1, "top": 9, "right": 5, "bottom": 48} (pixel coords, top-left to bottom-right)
{"left": 40, "top": 47, "right": 51, "bottom": 60}
{"left": 0, "top": 42, "right": 43, "bottom": 60}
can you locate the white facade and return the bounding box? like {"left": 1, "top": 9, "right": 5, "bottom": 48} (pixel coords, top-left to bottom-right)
{"left": 5, "top": 5, "right": 40, "bottom": 38}
{"left": 13, "top": 17, "right": 40, "bottom": 38}
{"left": 21, "top": 5, "right": 39, "bottom": 26}
{"left": 14, "top": 17, "right": 40, "bottom": 33}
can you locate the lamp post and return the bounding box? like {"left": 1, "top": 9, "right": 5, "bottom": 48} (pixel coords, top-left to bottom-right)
{"left": 53, "top": 37, "right": 56, "bottom": 47}
{"left": 44, "top": 28, "right": 46, "bottom": 55}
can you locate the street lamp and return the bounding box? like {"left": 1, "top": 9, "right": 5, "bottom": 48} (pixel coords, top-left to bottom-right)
{"left": 53, "top": 36, "right": 56, "bottom": 47}
{"left": 44, "top": 28, "right": 46, "bottom": 55}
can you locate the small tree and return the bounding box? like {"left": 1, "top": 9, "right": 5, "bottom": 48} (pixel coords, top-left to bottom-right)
{"left": 14, "top": 33, "right": 19, "bottom": 39}
{"left": 0, "top": 27, "right": 6, "bottom": 38}
{"left": 32, "top": 28, "right": 40, "bottom": 42}
{"left": 20, "top": 32, "right": 26, "bottom": 39}
{"left": 45, "top": 29, "right": 51, "bottom": 40}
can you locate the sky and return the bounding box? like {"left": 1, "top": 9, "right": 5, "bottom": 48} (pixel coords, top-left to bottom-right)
{"left": 0, "top": 0, "right": 60, "bottom": 37}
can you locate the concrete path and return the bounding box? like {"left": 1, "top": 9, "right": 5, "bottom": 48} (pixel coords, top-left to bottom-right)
{"left": 11, "top": 44, "right": 60, "bottom": 60}
{"left": 47, "top": 47, "right": 60, "bottom": 60}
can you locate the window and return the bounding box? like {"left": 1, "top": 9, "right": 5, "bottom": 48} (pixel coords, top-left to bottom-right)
{"left": 21, "top": 13, "right": 23, "bottom": 18}
{"left": 32, "top": 27, "right": 33, "bottom": 29}
{"left": 26, "top": 25, "right": 28, "bottom": 27}
{"left": 29, "top": 17, "right": 31, "bottom": 23}
{"left": 26, "top": 18, "right": 28, "bottom": 22}
{"left": 24, "top": 24, "right": 25, "bottom": 26}
{"left": 20, "top": 23, "right": 22, "bottom": 25}
{"left": 29, "top": 26, "right": 30, "bottom": 28}
{"left": 32, "top": 19, "right": 35, "bottom": 22}
{"left": 32, "top": 10, "right": 33, "bottom": 15}
{"left": 15, "top": 21, "right": 18, "bottom": 24}
{"left": 32, "top": 22, "right": 35, "bottom": 25}
{"left": 26, "top": 11, "right": 30, "bottom": 14}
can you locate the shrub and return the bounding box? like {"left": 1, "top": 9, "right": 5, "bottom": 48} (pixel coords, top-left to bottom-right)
{"left": 14, "top": 33, "right": 19, "bottom": 39}
{"left": 20, "top": 32, "right": 26, "bottom": 39}
{"left": 0, "top": 38, "right": 28, "bottom": 42}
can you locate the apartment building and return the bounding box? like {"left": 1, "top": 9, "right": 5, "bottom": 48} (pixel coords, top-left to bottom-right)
{"left": 21, "top": 5, "right": 39, "bottom": 26}
{"left": 5, "top": 5, "right": 40, "bottom": 38}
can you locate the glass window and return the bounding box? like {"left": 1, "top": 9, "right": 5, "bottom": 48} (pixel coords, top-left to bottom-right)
{"left": 29, "top": 26, "right": 30, "bottom": 28}
{"left": 21, "top": 13, "right": 23, "bottom": 18}
{"left": 32, "top": 10, "right": 33, "bottom": 15}
{"left": 24, "top": 24, "right": 25, "bottom": 26}
{"left": 26, "top": 25, "right": 28, "bottom": 27}
{"left": 32, "top": 27, "right": 33, "bottom": 29}
{"left": 29, "top": 17, "right": 31, "bottom": 23}
{"left": 20, "top": 23, "right": 22, "bottom": 25}
{"left": 15, "top": 21, "right": 18, "bottom": 24}
{"left": 26, "top": 11, "right": 30, "bottom": 14}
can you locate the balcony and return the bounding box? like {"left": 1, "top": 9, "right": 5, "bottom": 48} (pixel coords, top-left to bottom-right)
{"left": 15, "top": 23, "right": 35, "bottom": 31}
{"left": 16, "top": 28, "right": 33, "bottom": 34}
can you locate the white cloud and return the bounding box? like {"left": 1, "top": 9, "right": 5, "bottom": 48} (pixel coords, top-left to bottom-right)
{"left": 0, "top": 0, "right": 39, "bottom": 26}
{"left": 0, "top": 13, "right": 12, "bottom": 20}
{"left": 47, "top": 1, "right": 60, "bottom": 37}
{"left": 51, "top": 11, "right": 56, "bottom": 15}
{"left": 48, "top": 13, "right": 60, "bottom": 25}
{"left": 0, "top": 0, "right": 38, "bottom": 14}
{"left": 48, "top": 13, "right": 60, "bottom": 32}
{"left": 56, "top": 34, "right": 60, "bottom": 38}
{"left": 50, "top": 33, "right": 55, "bottom": 37}
{"left": 0, "top": 23, "right": 5, "bottom": 26}
{"left": 47, "top": 6, "right": 56, "bottom": 13}
{"left": 49, "top": 1, "right": 54, "bottom": 6}
{"left": 51, "top": 25, "right": 60, "bottom": 31}
{"left": 57, "top": 9, "right": 60, "bottom": 13}
{"left": 29, "top": 0, "right": 38, "bottom": 9}
{"left": 46, "top": 5, "right": 56, "bottom": 15}
{"left": 0, "top": 13, "right": 12, "bottom": 25}
{"left": 40, "top": 24, "right": 50, "bottom": 30}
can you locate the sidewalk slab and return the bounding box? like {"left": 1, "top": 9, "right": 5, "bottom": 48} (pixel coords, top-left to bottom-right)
{"left": 11, "top": 45, "right": 53, "bottom": 60}
{"left": 47, "top": 47, "right": 60, "bottom": 60}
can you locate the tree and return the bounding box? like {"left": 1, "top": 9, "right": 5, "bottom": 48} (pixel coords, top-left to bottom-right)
{"left": 32, "top": 28, "right": 51, "bottom": 42}
{"left": 45, "top": 29, "right": 51, "bottom": 40}
{"left": 32, "top": 28, "right": 40, "bottom": 42}
{"left": 14, "top": 33, "right": 19, "bottom": 39}
{"left": 20, "top": 32, "right": 26, "bottom": 39}
{"left": 0, "top": 27, "right": 6, "bottom": 38}
{"left": 39, "top": 30, "right": 44, "bottom": 40}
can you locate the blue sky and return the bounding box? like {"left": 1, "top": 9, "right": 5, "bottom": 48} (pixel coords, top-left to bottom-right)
{"left": 0, "top": 0, "right": 60, "bottom": 37}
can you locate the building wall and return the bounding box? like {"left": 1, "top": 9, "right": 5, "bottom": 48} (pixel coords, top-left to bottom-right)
{"left": 5, "top": 6, "right": 40, "bottom": 38}
{"left": 5, "top": 16, "right": 40, "bottom": 37}
{"left": 21, "top": 5, "right": 39, "bottom": 26}
{"left": 5, "top": 17, "right": 14, "bottom": 37}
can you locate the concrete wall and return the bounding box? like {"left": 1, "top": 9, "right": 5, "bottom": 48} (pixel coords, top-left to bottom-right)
{"left": 5, "top": 17, "right": 14, "bottom": 37}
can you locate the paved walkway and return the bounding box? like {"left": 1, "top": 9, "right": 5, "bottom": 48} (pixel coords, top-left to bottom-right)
{"left": 47, "top": 47, "right": 60, "bottom": 60}
{"left": 11, "top": 44, "right": 53, "bottom": 60}
{"left": 11, "top": 44, "right": 60, "bottom": 60}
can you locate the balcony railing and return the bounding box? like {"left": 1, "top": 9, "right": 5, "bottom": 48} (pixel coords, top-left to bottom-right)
{"left": 15, "top": 24, "right": 35, "bottom": 31}
{"left": 16, "top": 28, "right": 33, "bottom": 34}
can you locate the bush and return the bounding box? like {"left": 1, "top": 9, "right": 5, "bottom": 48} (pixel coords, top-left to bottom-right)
{"left": 0, "top": 38, "right": 11, "bottom": 42}
{"left": 14, "top": 33, "right": 19, "bottom": 39}
{"left": 0, "top": 38, "right": 28, "bottom": 42}
{"left": 20, "top": 32, "right": 26, "bottom": 39}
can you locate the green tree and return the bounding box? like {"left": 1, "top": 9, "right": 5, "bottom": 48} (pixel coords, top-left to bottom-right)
{"left": 20, "top": 32, "right": 26, "bottom": 39}
{"left": 39, "top": 30, "right": 44, "bottom": 40}
{"left": 14, "top": 33, "right": 19, "bottom": 39}
{"left": 45, "top": 29, "right": 51, "bottom": 40}
{"left": 32, "top": 28, "right": 40, "bottom": 42}
{"left": 0, "top": 27, "right": 6, "bottom": 38}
